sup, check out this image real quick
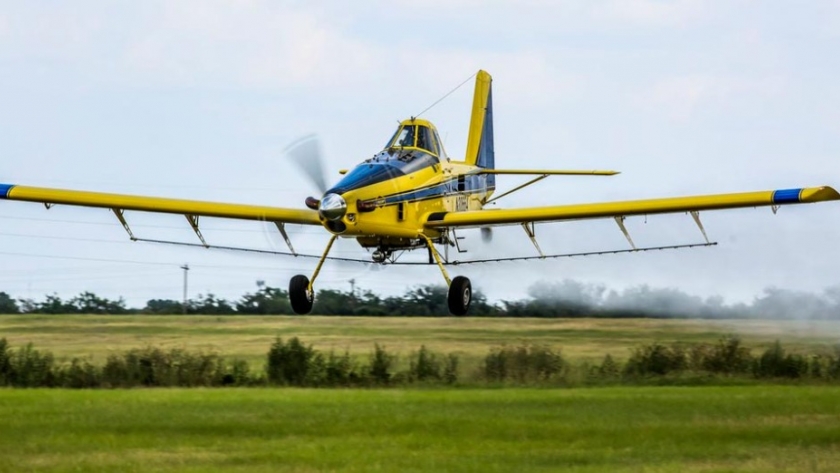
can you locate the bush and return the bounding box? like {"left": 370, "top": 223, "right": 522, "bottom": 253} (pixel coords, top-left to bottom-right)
{"left": 482, "top": 344, "right": 565, "bottom": 384}
{"left": 9, "top": 343, "right": 56, "bottom": 387}
{"left": 443, "top": 353, "right": 459, "bottom": 385}
{"left": 99, "top": 347, "right": 242, "bottom": 387}
{"left": 753, "top": 341, "right": 809, "bottom": 378}
{"left": 0, "top": 338, "right": 11, "bottom": 386}
{"left": 266, "top": 337, "right": 316, "bottom": 386}
{"left": 369, "top": 344, "right": 395, "bottom": 385}
{"left": 701, "top": 336, "right": 753, "bottom": 374}
{"left": 57, "top": 358, "right": 100, "bottom": 388}
{"left": 408, "top": 346, "right": 442, "bottom": 382}
{"left": 597, "top": 354, "right": 621, "bottom": 378}
{"left": 624, "top": 343, "right": 686, "bottom": 376}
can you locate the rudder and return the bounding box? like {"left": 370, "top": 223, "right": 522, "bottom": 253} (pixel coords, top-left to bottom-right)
{"left": 464, "top": 70, "right": 495, "bottom": 174}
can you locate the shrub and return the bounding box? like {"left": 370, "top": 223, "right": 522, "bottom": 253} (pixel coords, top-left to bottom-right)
{"left": 624, "top": 342, "right": 686, "bottom": 376}
{"left": 266, "top": 337, "right": 316, "bottom": 386}
{"left": 226, "top": 359, "right": 252, "bottom": 386}
{"left": 368, "top": 344, "right": 394, "bottom": 385}
{"left": 57, "top": 358, "right": 100, "bottom": 388}
{"left": 483, "top": 347, "right": 508, "bottom": 382}
{"left": 597, "top": 354, "right": 621, "bottom": 378}
{"left": 701, "top": 336, "right": 753, "bottom": 374}
{"left": 10, "top": 343, "right": 56, "bottom": 387}
{"left": 0, "top": 338, "right": 11, "bottom": 386}
{"left": 443, "top": 353, "right": 459, "bottom": 385}
{"left": 753, "top": 341, "right": 809, "bottom": 378}
{"left": 482, "top": 344, "right": 564, "bottom": 384}
{"left": 828, "top": 347, "right": 840, "bottom": 379}
{"left": 99, "top": 347, "right": 235, "bottom": 387}
{"left": 324, "top": 350, "right": 359, "bottom": 386}
{"left": 408, "top": 346, "right": 442, "bottom": 382}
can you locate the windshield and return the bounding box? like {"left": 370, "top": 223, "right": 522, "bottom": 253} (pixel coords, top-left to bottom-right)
{"left": 327, "top": 149, "right": 440, "bottom": 194}
{"left": 395, "top": 126, "right": 416, "bottom": 147}
{"left": 388, "top": 124, "right": 439, "bottom": 156}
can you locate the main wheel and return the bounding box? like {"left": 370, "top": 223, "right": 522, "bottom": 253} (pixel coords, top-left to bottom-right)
{"left": 289, "top": 274, "right": 314, "bottom": 315}
{"left": 447, "top": 276, "right": 472, "bottom": 316}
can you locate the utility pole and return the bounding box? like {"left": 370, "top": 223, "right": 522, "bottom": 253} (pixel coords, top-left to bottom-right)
{"left": 180, "top": 264, "right": 190, "bottom": 315}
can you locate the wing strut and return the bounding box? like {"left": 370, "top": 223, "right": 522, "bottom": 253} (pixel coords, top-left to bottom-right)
{"left": 521, "top": 222, "right": 544, "bottom": 257}
{"left": 185, "top": 214, "right": 209, "bottom": 248}
{"left": 112, "top": 208, "right": 137, "bottom": 240}
{"left": 274, "top": 222, "right": 296, "bottom": 255}
{"left": 484, "top": 175, "right": 548, "bottom": 205}
{"left": 614, "top": 216, "right": 636, "bottom": 249}
{"left": 690, "top": 211, "right": 710, "bottom": 244}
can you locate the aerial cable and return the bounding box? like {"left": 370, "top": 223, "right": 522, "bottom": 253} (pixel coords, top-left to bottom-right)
{"left": 414, "top": 72, "right": 477, "bottom": 119}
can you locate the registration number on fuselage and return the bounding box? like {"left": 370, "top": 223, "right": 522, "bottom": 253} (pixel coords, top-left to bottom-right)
{"left": 455, "top": 194, "right": 469, "bottom": 212}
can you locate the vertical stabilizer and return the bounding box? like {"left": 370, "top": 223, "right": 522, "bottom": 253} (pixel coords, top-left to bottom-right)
{"left": 464, "top": 70, "right": 495, "bottom": 175}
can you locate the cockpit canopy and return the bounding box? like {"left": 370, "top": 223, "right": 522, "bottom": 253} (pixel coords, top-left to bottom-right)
{"left": 325, "top": 119, "right": 446, "bottom": 195}
{"left": 385, "top": 119, "right": 445, "bottom": 158}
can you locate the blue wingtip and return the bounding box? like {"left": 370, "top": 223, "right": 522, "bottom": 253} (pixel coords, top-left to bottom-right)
{"left": 0, "top": 183, "right": 15, "bottom": 199}
{"left": 772, "top": 188, "right": 802, "bottom": 204}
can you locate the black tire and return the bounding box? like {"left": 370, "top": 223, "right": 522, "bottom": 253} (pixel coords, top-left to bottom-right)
{"left": 447, "top": 276, "right": 472, "bottom": 316}
{"left": 289, "top": 274, "right": 314, "bottom": 315}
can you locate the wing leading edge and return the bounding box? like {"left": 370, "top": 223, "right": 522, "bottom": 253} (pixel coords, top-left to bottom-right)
{"left": 0, "top": 183, "right": 321, "bottom": 225}
{"left": 425, "top": 186, "right": 840, "bottom": 228}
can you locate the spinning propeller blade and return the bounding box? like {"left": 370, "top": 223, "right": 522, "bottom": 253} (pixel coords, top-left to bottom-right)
{"left": 285, "top": 134, "right": 328, "bottom": 195}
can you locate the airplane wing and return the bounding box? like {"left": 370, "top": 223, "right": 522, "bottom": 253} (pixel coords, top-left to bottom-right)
{"left": 0, "top": 182, "right": 320, "bottom": 225}
{"left": 425, "top": 186, "right": 840, "bottom": 228}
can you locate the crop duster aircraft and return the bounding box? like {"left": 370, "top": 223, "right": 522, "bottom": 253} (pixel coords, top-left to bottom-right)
{"left": 1, "top": 70, "right": 838, "bottom": 315}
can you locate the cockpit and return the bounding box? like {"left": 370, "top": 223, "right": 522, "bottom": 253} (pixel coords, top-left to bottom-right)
{"left": 386, "top": 120, "right": 445, "bottom": 158}
{"left": 326, "top": 119, "right": 446, "bottom": 195}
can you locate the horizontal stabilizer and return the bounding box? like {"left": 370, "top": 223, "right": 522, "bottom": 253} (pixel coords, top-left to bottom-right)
{"left": 472, "top": 169, "right": 620, "bottom": 176}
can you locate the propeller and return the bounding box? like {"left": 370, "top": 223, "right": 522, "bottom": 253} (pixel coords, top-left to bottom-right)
{"left": 284, "top": 134, "right": 329, "bottom": 196}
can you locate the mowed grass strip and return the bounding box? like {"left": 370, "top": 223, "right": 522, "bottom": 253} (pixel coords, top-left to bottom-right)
{"left": 1, "top": 315, "right": 839, "bottom": 368}
{"left": 1, "top": 386, "right": 839, "bottom": 472}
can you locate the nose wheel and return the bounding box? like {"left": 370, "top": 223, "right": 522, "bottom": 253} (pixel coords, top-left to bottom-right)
{"left": 447, "top": 276, "right": 472, "bottom": 316}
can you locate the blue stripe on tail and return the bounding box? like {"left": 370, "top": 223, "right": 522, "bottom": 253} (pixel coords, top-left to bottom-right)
{"left": 477, "top": 86, "right": 495, "bottom": 187}
{"left": 0, "top": 183, "right": 14, "bottom": 199}
{"left": 772, "top": 188, "right": 802, "bottom": 204}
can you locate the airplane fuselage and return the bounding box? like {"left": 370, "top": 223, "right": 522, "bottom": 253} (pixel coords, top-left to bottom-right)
{"left": 314, "top": 150, "right": 492, "bottom": 248}
{"left": 306, "top": 118, "right": 495, "bottom": 252}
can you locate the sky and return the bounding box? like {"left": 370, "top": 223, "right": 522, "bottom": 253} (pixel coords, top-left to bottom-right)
{"left": 0, "top": 1, "right": 838, "bottom": 307}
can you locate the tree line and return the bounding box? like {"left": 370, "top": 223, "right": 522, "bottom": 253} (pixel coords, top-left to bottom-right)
{"left": 1, "top": 279, "right": 839, "bottom": 318}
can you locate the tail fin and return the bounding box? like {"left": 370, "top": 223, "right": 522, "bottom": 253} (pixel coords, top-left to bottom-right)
{"left": 465, "top": 70, "right": 495, "bottom": 174}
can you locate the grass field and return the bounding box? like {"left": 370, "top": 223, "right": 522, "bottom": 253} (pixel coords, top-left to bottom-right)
{"left": 1, "top": 315, "right": 839, "bottom": 369}
{"left": 3, "top": 316, "right": 840, "bottom": 471}
{"left": 1, "top": 386, "right": 839, "bottom": 472}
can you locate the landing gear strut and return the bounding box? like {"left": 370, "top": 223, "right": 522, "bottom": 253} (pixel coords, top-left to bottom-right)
{"left": 420, "top": 234, "right": 472, "bottom": 316}
{"left": 289, "top": 235, "right": 337, "bottom": 315}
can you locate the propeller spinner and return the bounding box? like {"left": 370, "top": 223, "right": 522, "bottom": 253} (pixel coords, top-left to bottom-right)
{"left": 285, "top": 134, "right": 347, "bottom": 221}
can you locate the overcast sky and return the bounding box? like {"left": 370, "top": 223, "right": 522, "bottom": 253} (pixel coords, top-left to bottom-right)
{"left": 0, "top": 1, "right": 838, "bottom": 307}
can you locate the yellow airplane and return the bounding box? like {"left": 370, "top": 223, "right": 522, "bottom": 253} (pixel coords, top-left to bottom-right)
{"left": 1, "top": 70, "right": 838, "bottom": 315}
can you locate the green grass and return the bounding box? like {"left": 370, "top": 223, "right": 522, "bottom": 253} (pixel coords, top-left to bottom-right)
{"left": 1, "top": 386, "right": 839, "bottom": 472}
{"left": 1, "top": 315, "right": 838, "bottom": 370}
